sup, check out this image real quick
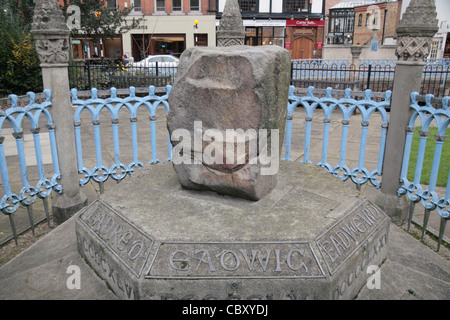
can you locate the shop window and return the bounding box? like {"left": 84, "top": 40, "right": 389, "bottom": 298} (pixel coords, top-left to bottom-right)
{"left": 245, "top": 26, "right": 284, "bottom": 47}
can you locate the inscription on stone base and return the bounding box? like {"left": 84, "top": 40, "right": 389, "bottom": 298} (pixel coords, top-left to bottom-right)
{"left": 146, "top": 242, "right": 325, "bottom": 279}
{"left": 316, "top": 200, "right": 388, "bottom": 274}
{"left": 77, "top": 196, "right": 389, "bottom": 300}
{"left": 78, "top": 201, "right": 154, "bottom": 278}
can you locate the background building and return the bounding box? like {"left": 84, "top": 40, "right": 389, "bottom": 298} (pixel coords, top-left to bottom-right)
{"left": 216, "top": 0, "right": 326, "bottom": 59}
{"left": 323, "top": 0, "right": 449, "bottom": 61}
{"left": 120, "top": 0, "right": 217, "bottom": 62}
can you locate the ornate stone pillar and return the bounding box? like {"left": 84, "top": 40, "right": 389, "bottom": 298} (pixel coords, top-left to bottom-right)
{"left": 375, "top": 0, "right": 438, "bottom": 224}
{"left": 216, "top": 0, "right": 246, "bottom": 47}
{"left": 31, "top": 0, "right": 87, "bottom": 224}
{"left": 350, "top": 45, "right": 363, "bottom": 68}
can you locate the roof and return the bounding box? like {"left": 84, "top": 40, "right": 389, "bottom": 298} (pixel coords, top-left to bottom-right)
{"left": 330, "top": 0, "right": 384, "bottom": 10}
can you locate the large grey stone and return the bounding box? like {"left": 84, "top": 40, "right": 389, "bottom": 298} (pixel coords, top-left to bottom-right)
{"left": 76, "top": 162, "right": 390, "bottom": 300}
{"left": 167, "top": 45, "right": 291, "bottom": 201}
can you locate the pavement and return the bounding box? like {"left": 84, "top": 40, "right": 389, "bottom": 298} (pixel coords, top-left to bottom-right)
{"left": 0, "top": 103, "right": 449, "bottom": 300}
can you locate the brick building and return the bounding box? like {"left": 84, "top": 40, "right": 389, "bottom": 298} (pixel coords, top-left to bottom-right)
{"left": 353, "top": 0, "right": 402, "bottom": 46}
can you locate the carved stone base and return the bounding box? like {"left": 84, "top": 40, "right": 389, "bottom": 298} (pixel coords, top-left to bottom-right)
{"left": 76, "top": 162, "right": 390, "bottom": 300}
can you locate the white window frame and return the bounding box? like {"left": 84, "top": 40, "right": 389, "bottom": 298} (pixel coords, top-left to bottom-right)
{"left": 155, "top": 0, "right": 166, "bottom": 12}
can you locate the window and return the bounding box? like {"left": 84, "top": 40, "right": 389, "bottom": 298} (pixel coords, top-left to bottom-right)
{"left": 358, "top": 14, "right": 362, "bottom": 26}
{"left": 238, "top": 0, "right": 257, "bottom": 12}
{"left": 373, "top": 12, "right": 378, "bottom": 28}
{"left": 190, "top": 0, "right": 200, "bottom": 11}
{"left": 328, "top": 9, "right": 355, "bottom": 45}
{"left": 284, "top": 0, "right": 309, "bottom": 13}
{"left": 365, "top": 13, "right": 370, "bottom": 26}
{"left": 430, "top": 39, "right": 442, "bottom": 60}
{"left": 245, "top": 27, "right": 284, "bottom": 47}
{"left": 172, "top": 0, "right": 182, "bottom": 11}
{"left": 156, "top": 0, "right": 165, "bottom": 11}
{"left": 131, "top": 0, "right": 141, "bottom": 11}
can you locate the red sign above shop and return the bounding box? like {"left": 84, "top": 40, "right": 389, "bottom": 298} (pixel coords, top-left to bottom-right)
{"left": 286, "top": 19, "right": 325, "bottom": 27}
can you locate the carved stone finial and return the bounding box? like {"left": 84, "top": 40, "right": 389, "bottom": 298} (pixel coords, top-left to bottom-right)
{"left": 216, "top": 0, "right": 246, "bottom": 47}
{"left": 395, "top": 0, "right": 439, "bottom": 62}
{"left": 31, "top": 0, "right": 70, "bottom": 65}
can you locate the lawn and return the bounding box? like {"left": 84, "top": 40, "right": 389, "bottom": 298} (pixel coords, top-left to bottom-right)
{"left": 407, "top": 127, "right": 450, "bottom": 187}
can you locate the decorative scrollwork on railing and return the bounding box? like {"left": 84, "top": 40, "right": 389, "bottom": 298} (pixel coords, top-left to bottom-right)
{"left": 283, "top": 86, "right": 391, "bottom": 189}
{"left": 0, "top": 90, "right": 62, "bottom": 215}
{"left": 71, "top": 85, "right": 172, "bottom": 187}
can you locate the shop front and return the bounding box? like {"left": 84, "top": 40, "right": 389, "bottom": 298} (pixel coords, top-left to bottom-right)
{"left": 285, "top": 19, "right": 325, "bottom": 59}
{"left": 242, "top": 20, "right": 286, "bottom": 48}
{"left": 122, "top": 15, "right": 216, "bottom": 64}
{"left": 71, "top": 37, "right": 123, "bottom": 60}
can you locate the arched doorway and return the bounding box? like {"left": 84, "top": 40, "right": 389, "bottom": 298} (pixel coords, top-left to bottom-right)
{"left": 292, "top": 36, "right": 314, "bottom": 60}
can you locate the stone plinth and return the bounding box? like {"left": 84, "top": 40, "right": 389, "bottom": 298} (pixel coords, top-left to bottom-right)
{"left": 76, "top": 162, "right": 390, "bottom": 300}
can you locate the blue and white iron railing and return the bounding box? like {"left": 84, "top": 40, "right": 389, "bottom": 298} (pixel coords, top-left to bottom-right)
{"left": 398, "top": 93, "right": 450, "bottom": 251}
{"left": 0, "top": 90, "right": 62, "bottom": 243}
{"left": 71, "top": 85, "right": 172, "bottom": 191}
{"left": 283, "top": 86, "right": 390, "bottom": 190}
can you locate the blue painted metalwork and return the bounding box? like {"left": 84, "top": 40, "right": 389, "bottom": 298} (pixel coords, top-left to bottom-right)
{"left": 283, "top": 86, "right": 390, "bottom": 189}
{"left": 0, "top": 90, "right": 62, "bottom": 214}
{"left": 71, "top": 85, "right": 172, "bottom": 187}
{"left": 0, "top": 90, "right": 62, "bottom": 242}
{"left": 398, "top": 93, "right": 450, "bottom": 214}
{"left": 398, "top": 93, "right": 450, "bottom": 250}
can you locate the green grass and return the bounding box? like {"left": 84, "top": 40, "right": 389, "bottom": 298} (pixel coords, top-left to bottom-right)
{"left": 407, "top": 127, "right": 450, "bottom": 187}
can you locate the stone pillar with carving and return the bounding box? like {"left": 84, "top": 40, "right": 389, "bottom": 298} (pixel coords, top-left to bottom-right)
{"left": 216, "top": 0, "right": 246, "bottom": 47}
{"left": 375, "top": 0, "right": 438, "bottom": 224}
{"left": 31, "top": 0, "right": 87, "bottom": 224}
{"left": 350, "top": 45, "right": 363, "bottom": 68}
